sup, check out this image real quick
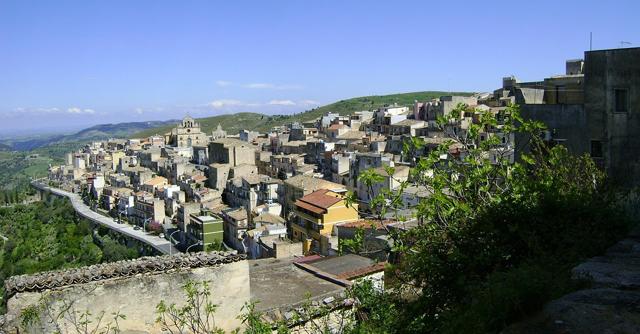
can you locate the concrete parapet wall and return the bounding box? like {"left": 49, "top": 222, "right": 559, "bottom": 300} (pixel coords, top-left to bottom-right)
{"left": 3, "top": 253, "right": 250, "bottom": 333}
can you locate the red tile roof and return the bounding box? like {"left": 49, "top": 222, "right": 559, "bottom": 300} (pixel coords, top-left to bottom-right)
{"left": 295, "top": 200, "right": 326, "bottom": 215}
{"left": 298, "top": 189, "right": 342, "bottom": 209}
{"left": 339, "top": 219, "right": 394, "bottom": 230}
{"left": 336, "top": 262, "right": 386, "bottom": 280}
{"left": 191, "top": 175, "right": 207, "bottom": 182}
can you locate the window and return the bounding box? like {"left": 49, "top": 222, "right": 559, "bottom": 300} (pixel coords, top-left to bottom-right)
{"left": 615, "top": 88, "right": 629, "bottom": 113}
{"left": 590, "top": 140, "right": 603, "bottom": 158}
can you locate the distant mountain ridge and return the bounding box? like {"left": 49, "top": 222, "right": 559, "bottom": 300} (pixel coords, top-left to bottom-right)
{"left": 2, "top": 120, "right": 178, "bottom": 151}
{"left": 133, "top": 90, "right": 474, "bottom": 138}
{"left": 2, "top": 90, "right": 475, "bottom": 150}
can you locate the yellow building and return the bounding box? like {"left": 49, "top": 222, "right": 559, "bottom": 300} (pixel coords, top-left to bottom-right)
{"left": 292, "top": 189, "right": 358, "bottom": 255}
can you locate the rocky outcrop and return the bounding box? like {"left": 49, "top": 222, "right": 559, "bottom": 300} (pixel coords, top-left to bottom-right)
{"left": 504, "top": 228, "right": 640, "bottom": 334}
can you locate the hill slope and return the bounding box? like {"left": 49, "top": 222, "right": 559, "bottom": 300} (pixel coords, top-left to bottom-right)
{"left": 3, "top": 120, "right": 178, "bottom": 151}
{"left": 133, "top": 91, "right": 474, "bottom": 138}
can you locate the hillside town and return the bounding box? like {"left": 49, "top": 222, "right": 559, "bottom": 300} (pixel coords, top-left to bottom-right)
{"left": 46, "top": 47, "right": 638, "bottom": 264}
{"left": 2, "top": 44, "right": 632, "bottom": 332}
{"left": 3, "top": 0, "right": 640, "bottom": 331}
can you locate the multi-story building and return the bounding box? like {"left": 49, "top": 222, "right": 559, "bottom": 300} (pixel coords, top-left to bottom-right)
{"left": 503, "top": 47, "right": 640, "bottom": 186}
{"left": 355, "top": 165, "right": 409, "bottom": 207}
{"left": 222, "top": 208, "right": 249, "bottom": 252}
{"left": 239, "top": 129, "right": 260, "bottom": 142}
{"left": 269, "top": 154, "right": 308, "bottom": 179}
{"left": 330, "top": 152, "right": 353, "bottom": 184}
{"left": 349, "top": 152, "right": 393, "bottom": 189}
{"left": 208, "top": 138, "right": 256, "bottom": 166}
{"left": 367, "top": 105, "right": 411, "bottom": 135}
{"left": 278, "top": 174, "right": 346, "bottom": 219}
{"left": 178, "top": 202, "right": 200, "bottom": 230}
{"left": 141, "top": 176, "right": 168, "bottom": 194}
{"left": 101, "top": 186, "right": 133, "bottom": 215}
{"left": 224, "top": 174, "right": 279, "bottom": 213}
{"left": 132, "top": 192, "right": 166, "bottom": 226}
{"left": 186, "top": 214, "right": 224, "bottom": 251}
{"left": 289, "top": 122, "right": 318, "bottom": 141}
{"left": 291, "top": 189, "right": 359, "bottom": 255}
{"left": 305, "top": 139, "right": 335, "bottom": 172}
{"left": 414, "top": 96, "right": 478, "bottom": 122}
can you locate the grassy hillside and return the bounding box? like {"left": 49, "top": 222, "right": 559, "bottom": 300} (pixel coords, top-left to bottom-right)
{"left": 133, "top": 91, "right": 474, "bottom": 138}
{"left": 0, "top": 150, "right": 54, "bottom": 201}
{"left": 72, "top": 120, "right": 178, "bottom": 140}
{"left": 0, "top": 140, "right": 97, "bottom": 196}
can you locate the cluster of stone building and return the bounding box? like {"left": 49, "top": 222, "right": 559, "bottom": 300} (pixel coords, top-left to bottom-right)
{"left": 47, "top": 47, "right": 640, "bottom": 263}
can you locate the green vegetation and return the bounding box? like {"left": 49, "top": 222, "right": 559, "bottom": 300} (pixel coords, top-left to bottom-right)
{"left": 0, "top": 120, "right": 178, "bottom": 202}
{"left": 0, "top": 198, "right": 141, "bottom": 309}
{"left": 133, "top": 91, "right": 474, "bottom": 138}
{"left": 345, "top": 103, "right": 637, "bottom": 333}
{"left": 0, "top": 151, "right": 52, "bottom": 196}
{"left": 0, "top": 141, "right": 86, "bottom": 204}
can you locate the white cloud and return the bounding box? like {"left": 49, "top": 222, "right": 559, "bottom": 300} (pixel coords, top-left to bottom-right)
{"left": 244, "top": 83, "right": 274, "bottom": 89}
{"left": 32, "top": 107, "right": 60, "bottom": 113}
{"left": 209, "top": 99, "right": 245, "bottom": 109}
{"left": 215, "top": 80, "right": 233, "bottom": 87}
{"left": 67, "top": 107, "right": 95, "bottom": 114}
{"left": 134, "top": 108, "right": 144, "bottom": 115}
{"left": 10, "top": 106, "right": 96, "bottom": 115}
{"left": 268, "top": 99, "right": 296, "bottom": 106}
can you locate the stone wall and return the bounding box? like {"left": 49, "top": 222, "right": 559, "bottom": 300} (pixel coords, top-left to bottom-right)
{"left": 273, "top": 240, "right": 303, "bottom": 259}
{"left": 504, "top": 226, "right": 640, "bottom": 333}
{"left": 3, "top": 252, "right": 250, "bottom": 333}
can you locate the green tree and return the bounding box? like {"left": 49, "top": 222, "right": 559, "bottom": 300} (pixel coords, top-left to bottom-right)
{"left": 100, "top": 235, "right": 137, "bottom": 262}
{"left": 370, "top": 103, "right": 634, "bottom": 333}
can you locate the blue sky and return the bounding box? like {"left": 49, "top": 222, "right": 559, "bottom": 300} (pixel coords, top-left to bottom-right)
{"left": 1, "top": 0, "right": 638, "bottom": 134}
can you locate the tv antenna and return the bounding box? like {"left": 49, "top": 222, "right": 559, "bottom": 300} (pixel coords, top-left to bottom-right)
{"left": 620, "top": 41, "right": 632, "bottom": 48}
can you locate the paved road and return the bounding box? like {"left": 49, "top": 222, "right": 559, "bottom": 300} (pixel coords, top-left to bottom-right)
{"left": 31, "top": 181, "right": 179, "bottom": 255}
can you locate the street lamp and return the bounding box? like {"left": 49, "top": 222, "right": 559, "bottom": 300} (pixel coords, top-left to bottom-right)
{"left": 143, "top": 217, "right": 152, "bottom": 232}
{"left": 118, "top": 209, "right": 127, "bottom": 224}
{"left": 169, "top": 230, "right": 181, "bottom": 256}
{"left": 186, "top": 241, "right": 202, "bottom": 253}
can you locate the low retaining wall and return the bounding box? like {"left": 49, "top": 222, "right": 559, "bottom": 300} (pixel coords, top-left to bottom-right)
{"left": 2, "top": 252, "right": 249, "bottom": 333}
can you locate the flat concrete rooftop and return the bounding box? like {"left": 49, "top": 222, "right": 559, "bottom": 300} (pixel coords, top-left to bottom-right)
{"left": 248, "top": 258, "right": 344, "bottom": 312}
{"left": 306, "top": 254, "right": 375, "bottom": 277}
